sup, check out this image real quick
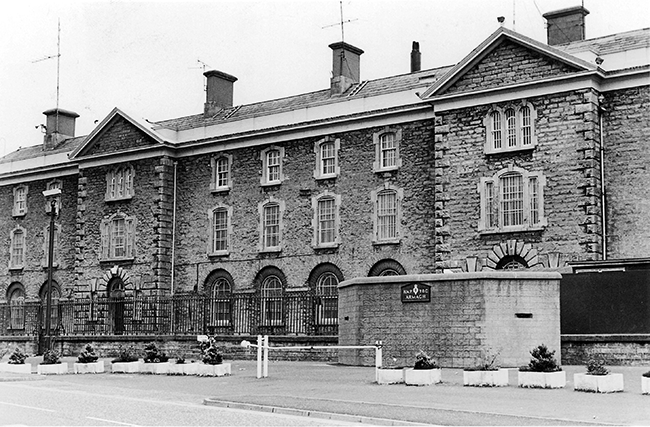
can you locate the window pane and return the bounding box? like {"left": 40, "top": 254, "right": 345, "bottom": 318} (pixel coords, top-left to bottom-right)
{"left": 210, "top": 278, "right": 231, "bottom": 324}
{"left": 491, "top": 111, "right": 502, "bottom": 149}
{"left": 112, "top": 218, "right": 126, "bottom": 258}
{"left": 501, "top": 174, "right": 524, "bottom": 226}
{"left": 15, "top": 187, "right": 26, "bottom": 213}
{"left": 213, "top": 209, "right": 229, "bottom": 252}
{"left": 9, "top": 288, "right": 25, "bottom": 329}
{"left": 116, "top": 169, "right": 124, "bottom": 198}
{"left": 318, "top": 198, "right": 336, "bottom": 244}
{"left": 529, "top": 176, "right": 539, "bottom": 225}
{"left": 321, "top": 142, "right": 336, "bottom": 175}
{"left": 521, "top": 106, "right": 531, "bottom": 146}
{"left": 124, "top": 168, "right": 133, "bottom": 197}
{"left": 506, "top": 109, "right": 517, "bottom": 147}
{"left": 377, "top": 191, "right": 397, "bottom": 240}
{"left": 485, "top": 182, "right": 497, "bottom": 228}
{"left": 263, "top": 204, "right": 280, "bottom": 248}
{"left": 216, "top": 158, "right": 229, "bottom": 187}
{"left": 267, "top": 150, "right": 280, "bottom": 182}
{"left": 12, "top": 230, "right": 24, "bottom": 267}
{"left": 380, "top": 133, "right": 396, "bottom": 168}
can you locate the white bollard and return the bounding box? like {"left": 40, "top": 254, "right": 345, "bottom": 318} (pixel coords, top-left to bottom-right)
{"left": 263, "top": 335, "right": 269, "bottom": 378}
{"left": 256, "top": 335, "right": 263, "bottom": 379}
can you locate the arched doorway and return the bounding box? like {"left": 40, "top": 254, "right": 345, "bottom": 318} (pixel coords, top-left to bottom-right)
{"left": 107, "top": 277, "right": 126, "bottom": 335}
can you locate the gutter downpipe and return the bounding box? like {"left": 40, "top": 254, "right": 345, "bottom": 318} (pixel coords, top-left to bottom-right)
{"left": 598, "top": 98, "right": 607, "bottom": 261}
{"left": 171, "top": 161, "right": 178, "bottom": 293}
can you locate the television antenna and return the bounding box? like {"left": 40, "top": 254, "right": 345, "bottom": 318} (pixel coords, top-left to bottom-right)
{"left": 322, "top": 1, "right": 357, "bottom": 43}
{"left": 32, "top": 19, "right": 62, "bottom": 136}
{"left": 189, "top": 58, "right": 212, "bottom": 91}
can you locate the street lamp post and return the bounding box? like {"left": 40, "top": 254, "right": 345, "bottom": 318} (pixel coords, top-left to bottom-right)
{"left": 42, "top": 188, "right": 61, "bottom": 352}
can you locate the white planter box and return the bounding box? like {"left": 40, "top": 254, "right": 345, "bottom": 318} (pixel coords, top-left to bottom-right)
{"left": 574, "top": 373, "right": 624, "bottom": 393}
{"left": 0, "top": 363, "right": 32, "bottom": 374}
{"left": 37, "top": 363, "right": 68, "bottom": 375}
{"left": 376, "top": 367, "right": 405, "bottom": 385}
{"left": 404, "top": 368, "right": 441, "bottom": 386}
{"left": 197, "top": 362, "right": 231, "bottom": 377}
{"left": 463, "top": 369, "right": 509, "bottom": 387}
{"left": 141, "top": 362, "right": 170, "bottom": 375}
{"left": 518, "top": 370, "right": 566, "bottom": 389}
{"left": 642, "top": 376, "right": 650, "bottom": 395}
{"left": 168, "top": 363, "right": 198, "bottom": 376}
{"left": 111, "top": 361, "right": 141, "bottom": 373}
{"left": 74, "top": 361, "right": 105, "bottom": 374}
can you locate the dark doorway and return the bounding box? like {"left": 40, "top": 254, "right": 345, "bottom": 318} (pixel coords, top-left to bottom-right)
{"left": 107, "top": 277, "right": 126, "bottom": 335}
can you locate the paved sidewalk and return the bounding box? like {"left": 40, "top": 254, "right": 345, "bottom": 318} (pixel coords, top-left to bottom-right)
{"left": 2, "top": 358, "right": 649, "bottom": 425}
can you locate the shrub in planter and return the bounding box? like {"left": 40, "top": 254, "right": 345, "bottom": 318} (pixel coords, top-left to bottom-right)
{"left": 404, "top": 350, "right": 441, "bottom": 386}
{"left": 574, "top": 359, "right": 624, "bottom": 393}
{"left": 463, "top": 348, "right": 509, "bottom": 387}
{"left": 142, "top": 343, "right": 170, "bottom": 374}
{"left": 111, "top": 345, "right": 140, "bottom": 373}
{"left": 38, "top": 349, "right": 68, "bottom": 375}
{"left": 8, "top": 347, "right": 28, "bottom": 365}
{"left": 518, "top": 344, "right": 565, "bottom": 389}
{"left": 376, "top": 356, "right": 405, "bottom": 385}
{"left": 642, "top": 370, "right": 650, "bottom": 395}
{"left": 0, "top": 347, "right": 31, "bottom": 374}
{"left": 74, "top": 344, "right": 104, "bottom": 374}
{"left": 197, "top": 337, "right": 231, "bottom": 377}
{"left": 168, "top": 356, "right": 198, "bottom": 375}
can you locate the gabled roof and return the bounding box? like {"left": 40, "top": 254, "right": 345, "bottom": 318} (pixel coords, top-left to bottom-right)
{"left": 556, "top": 27, "right": 650, "bottom": 56}
{"left": 420, "top": 26, "right": 598, "bottom": 99}
{"left": 70, "top": 107, "right": 173, "bottom": 159}
{"left": 0, "top": 136, "right": 85, "bottom": 165}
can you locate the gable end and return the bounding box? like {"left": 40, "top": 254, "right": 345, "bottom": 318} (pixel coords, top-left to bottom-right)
{"left": 78, "top": 115, "right": 161, "bottom": 158}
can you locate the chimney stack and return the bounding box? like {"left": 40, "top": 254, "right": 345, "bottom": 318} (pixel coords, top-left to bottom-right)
{"left": 410, "top": 41, "right": 421, "bottom": 73}
{"left": 43, "top": 108, "right": 78, "bottom": 151}
{"left": 329, "top": 42, "right": 364, "bottom": 96}
{"left": 543, "top": 6, "right": 589, "bottom": 46}
{"left": 203, "top": 70, "right": 238, "bottom": 117}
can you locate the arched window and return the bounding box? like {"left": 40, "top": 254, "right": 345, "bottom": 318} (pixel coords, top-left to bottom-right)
{"left": 260, "top": 146, "right": 284, "bottom": 185}
{"left": 257, "top": 267, "right": 286, "bottom": 326}
{"left": 496, "top": 255, "right": 528, "bottom": 270}
{"left": 484, "top": 102, "right": 537, "bottom": 154}
{"left": 259, "top": 198, "right": 284, "bottom": 252}
{"left": 368, "top": 259, "right": 407, "bottom": 277}
{"left": 314, "top": 138, "right": 340, "bottom": 180}
{"left": 205, "top": 269, "right": 233, "bottom": 327}
{"left": 372, "top": 185, "right": 403, "bottom": 244}
{"left": 7, "top": 283, "right": 25, "bottom": 329}
{"left": 9, "top": 227, "right": 26, "bottom": 270}
{"left": 210, "top": 155, "right": 232, "bottom": 192}
{"left": 373, "top": 128, "right": 402, "bottom": 173}
{"left": 13, "top": 185, "right": 28, "bottom": 217}
{"left": 308, "top": 263, "right": 343, "bottom": 327}
{"left": 208, "top": 205, "right": 232, "bottom": 255}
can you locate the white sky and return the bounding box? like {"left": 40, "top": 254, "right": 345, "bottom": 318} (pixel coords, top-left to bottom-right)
{"left": 0, "top": 0, "right": 648, "bottom": 156}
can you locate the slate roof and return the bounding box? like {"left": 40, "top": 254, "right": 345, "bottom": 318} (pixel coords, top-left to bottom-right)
{"left": 154, "top": 66, "right": 453, "bottom": 132}
{"left": 0, "top": 136, "right": 85, "bottom": 165}
{"left": 555, "top": 27, "right": 650, "bottom": 56}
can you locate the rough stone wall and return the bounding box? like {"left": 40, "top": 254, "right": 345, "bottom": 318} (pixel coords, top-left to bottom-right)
{"left": 562, "top": 336, "right": 650, "bottom": 365}
{"left": 445, "top": 40, "right": 578, "bottom": 95}
{"left": 338, "top": 272, "right": 561, "bottom": 368}
{"left": 173, "top": 119, "right": 436, "bottom": 292}
{"left": 82, "top": 116, "right": 159, "bottom": 157}
{"left": 602, "top": 85, "right": 650, "bottom": 258}
{"left": 75, "top": 157, "right": 168, "bottom": 298}
{"left": 435, "top": 89, "right": 602, "bottom": 271}
{"left": 0, "top": 174, "right": 78, "bottom": 301}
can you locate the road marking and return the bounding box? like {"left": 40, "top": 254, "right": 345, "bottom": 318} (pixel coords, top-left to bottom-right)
{"left": 86, "top": 416, "right": 140, "bottom": 426}
{"left": 0, "top": 401, "right": 56, "bottom": 413}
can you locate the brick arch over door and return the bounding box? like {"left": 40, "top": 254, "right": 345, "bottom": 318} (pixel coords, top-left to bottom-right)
{"left": 96, "top": 265, "right": 134, "bottom": 296}
{"left": 485, "top": 239, "right": 540, "bottom": 270}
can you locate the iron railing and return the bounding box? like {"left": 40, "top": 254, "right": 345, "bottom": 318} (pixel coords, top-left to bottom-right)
{"left": 0, "top": 293, "right": 338, "bottom": 337}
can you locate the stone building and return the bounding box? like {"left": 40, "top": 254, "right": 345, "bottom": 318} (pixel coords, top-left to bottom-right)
{"left": 0, "top": 6, "right": 648, "bottom": 350}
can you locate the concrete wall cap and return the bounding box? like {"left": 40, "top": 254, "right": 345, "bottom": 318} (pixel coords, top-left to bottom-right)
{"left": 339, "top": 271, "right": 563, "bottom": 288}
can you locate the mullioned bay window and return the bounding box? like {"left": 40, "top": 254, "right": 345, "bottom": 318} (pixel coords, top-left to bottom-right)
{"left": 484, "top": 102, "right": 537, "bottom": 154}
{"left": 478, "top": 166, "right": 546, "bottom": 233}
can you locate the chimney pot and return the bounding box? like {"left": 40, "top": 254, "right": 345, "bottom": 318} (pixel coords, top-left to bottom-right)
{"left": 329, "top": 42, "right": 364, "bottom": 96}
{"left": 410, "top": 41, "right": 421, "bottom": 73}
{"left": 543, "top": 6, "right": 589, "bottom": 46}
{"left": 42, "top": 108, "right": 79, "bottom": 151}
{"left": 203, "top": 70, "right": 238, "bottom": 117}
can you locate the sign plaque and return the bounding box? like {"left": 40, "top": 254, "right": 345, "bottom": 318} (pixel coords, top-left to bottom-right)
{"left": 401, "top": 283, "right": 431, "bottom": 303}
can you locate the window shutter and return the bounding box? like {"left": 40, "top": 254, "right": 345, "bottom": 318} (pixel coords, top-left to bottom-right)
{"left": 125, "top": 217, "right": 135, "bottom": 258}
{"left": 100, "top": 220, "right": 109, "bottom": 259}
